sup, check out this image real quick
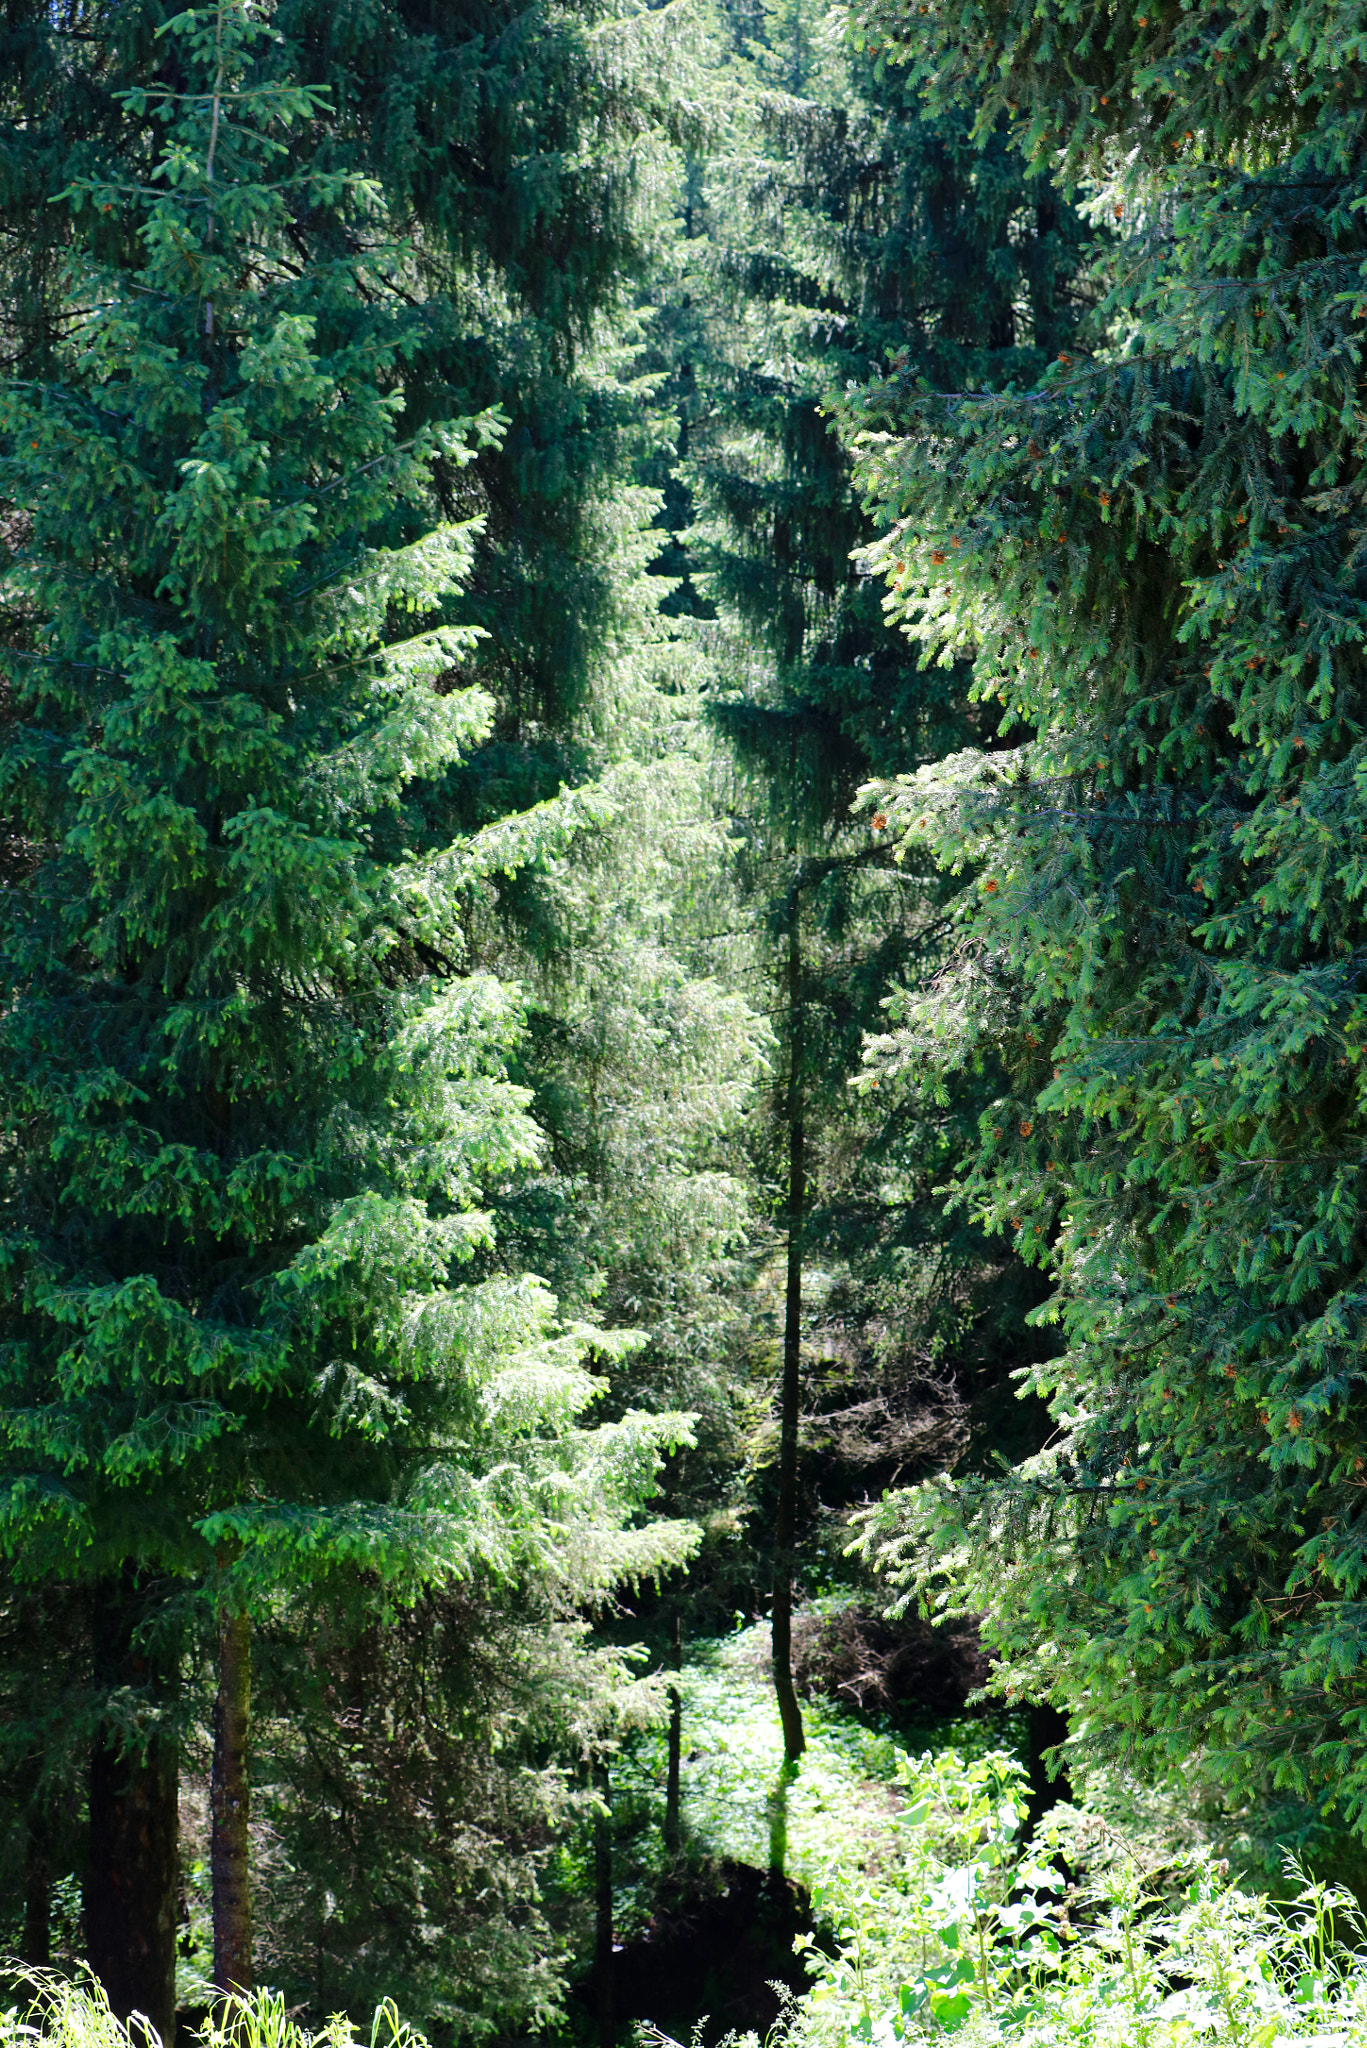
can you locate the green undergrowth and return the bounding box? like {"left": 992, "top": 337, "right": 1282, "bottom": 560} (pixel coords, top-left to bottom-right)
{"left": 680, "top": 1748, "right": 1367, "bottom": 2048}
{"left": 12, "top": 1642, "right": 1363, "bottom": 2048}
{"left": 601, "top": 1631, "right": 1367, "bottom": 2045}
{"left": 590, "top": 1624, "right": 1029, "bottom": 1944}
{"left": 664, "top": 1627, "right": 1024, "bottom": 1884}
{"left": 0, "top": 1981, "right": 418, "bottom": 2048}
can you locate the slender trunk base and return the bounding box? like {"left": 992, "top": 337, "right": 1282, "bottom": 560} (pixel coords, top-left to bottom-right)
{"left": 664, "top": 1615, "right": 682, "bottom": 1851}
{"left": 87, "top": 1729, "right": 178, "bottom": 2047}
{"left": 767, "top": 1758, "right": 797, "bottom": 1878}
{"left": 771, "top": 1574, "right": 805, "bottom": 1764}
{"left": 86, "top": 1574, "right": 178, "bottom": 2048}
{"left": 211, "top": 1607, "right": 252, "bottom": 1999}
{"left": 664, "top": 1688, "right": 682, "bottom": 1850}
{"left": 22, "top": 1789, "right": 50, "bottom": 1969}
{"left": 594, "top": 1763, "right": 613, "bottom": 2048}
{"left": 773, "top": 889, "right": 806, "bottom": 1764}
{"left": 1023, "top": 1702, "right": 1072, "bottom": 1836}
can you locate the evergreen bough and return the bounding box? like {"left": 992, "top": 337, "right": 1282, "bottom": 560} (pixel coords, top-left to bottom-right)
{"left": 847, "top": 0, "right": 1367, "bottom": 1823}
{"left": 0, "top": 0, "right": 696, "bottom": 1993}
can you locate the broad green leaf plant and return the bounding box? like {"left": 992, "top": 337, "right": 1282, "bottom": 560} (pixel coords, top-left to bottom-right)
{"left": 785, "top": 1754, "right": 1367, "bottom": 2046}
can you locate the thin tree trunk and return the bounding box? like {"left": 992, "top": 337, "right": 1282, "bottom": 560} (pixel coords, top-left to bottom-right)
{"left": 664, "top": 1613, "right": 682, "bottom": 1850}
{"left": 211, "top": 1606, "right": 252, "bottom": 1998}
{"left": 1032, "top": 197, "right": 1060, "bottom": 355}
{"left": 22, "top": 1772, "right": 50, "bottom": 1969}
{"left": 767, "top": 1759, "right": 795, "bottom": 1878}
{"left": 772, "top": 888, "right": 806, "bottom": 1764}
{"left": 86, "top": 1572, "right": 178, "bottom": 2048}
{"left": 594, "top": 1761, "right": 614, "bottom": 2048}
{"left": 1023, "top": 1702, "right": 1072, "bottom": 1836}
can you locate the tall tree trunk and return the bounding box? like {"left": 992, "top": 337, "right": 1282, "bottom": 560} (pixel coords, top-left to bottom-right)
{"left": 1023, "top": 1702, "right": 1072, "bottom": 1837}
{"left": 594, "top": 1761, "right": 614, "bottom": 2048}
{"left": 86, "top": 1572, "right": 178, "bottom": 2048}
{"left": 211, "top": 1606, "right": 252, "bottom": 1998}
{"left": 767, "top": 1758, "right": 795, "bottom": 1878}
{"left": 772, "top": 888, "right": 806, "bottom": 1764}
{"left": 21, "top": 1768, "right": 50, "bottom": 1969}
{"left": 664, "top": 1612, "right": 682, "bottom": 1851}
{"left": 1032, "top": 197, "right": 1061, "bottom": 356}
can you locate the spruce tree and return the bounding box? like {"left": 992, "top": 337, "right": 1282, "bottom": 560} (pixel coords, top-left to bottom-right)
{"left": 849, "top": 0, "right": 1367, "bottom": 1825}
{"left": 0, "top": 5, "right": 696, "bottom": 2029}
{"left": 0, "top": 0, "right": 691, "bottom": 827}
{"left": 672, "top": 0, "right": 1085, "bottom": 1756}
{"left": 462, "top": 344, "right": 780, "bottom": 1905}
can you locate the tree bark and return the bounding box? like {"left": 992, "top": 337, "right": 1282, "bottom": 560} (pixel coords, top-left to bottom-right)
{"left": 1023, "top": 1702, "right": 1072, "bottom": 1836}
{"left": 22, "top": 1775, "right": 50, "bottom": 1969}
{"left": 87, "top": 1729, "right": 179, "bottom": 2045}
{"left": 86, "top": 1564, "right": 179, "bottom": 2048}
{"left": 767, "top": 1759, "right": 795, "bottom": 1878}
{"left": 594, "top": 1761, "right": 614, "bottom": 2048}
{"left": 664, "top": 1613, "right": 682, "bottom": 1851}
{"left": 772, "top": 889, "right": 806, "bottom": 1764}
{"left": 211, "top": 1605, "right": 252, "bottom": 1998}
{"left": 1032, "top": 197, "right": 1061, "bottom": 356}
{"left": 86, "top": 1572, "right": 178, "bottom": 2048}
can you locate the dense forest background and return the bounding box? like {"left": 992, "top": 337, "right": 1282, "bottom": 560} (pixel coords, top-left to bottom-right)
{"left": 1, "top": 2, "right": 1366, "bottom": 2047}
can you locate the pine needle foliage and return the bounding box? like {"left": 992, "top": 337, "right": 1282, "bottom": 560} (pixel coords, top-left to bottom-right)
{"left": 250, "top": 1594, "right": 677, "bottom": 2037}
{"left": 690, "top": 0, "right": 1088, "bottom": 817}
{"left": 0, "top": 0, "right": 695, "bottom": 787}
{"left": 845, "top": 0, "right": 1367, "bottom": 1823}
{"left": 669, "top": 2, "right": 1089, "bottom": 1525}
{"left": 0, "top": 0, "right": 695, "bottom": 1652}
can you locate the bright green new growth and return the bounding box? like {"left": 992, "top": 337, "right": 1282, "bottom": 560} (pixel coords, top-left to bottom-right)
{"left": 0, "top": 0, "right": 695, "bottom": 1626}
{"left": 842, "top": 0, "right": 1367, "bottom": 1823}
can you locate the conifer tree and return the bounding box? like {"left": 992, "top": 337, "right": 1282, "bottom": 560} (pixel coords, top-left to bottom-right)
{"left": 465, "top": 358, "right": 779, "bottom": 1891}
{"left": 0, "top": 5, "right": 696, "bottom": 2028}
{"left": 849, "top": 0, "right": 1367, "bottom": 1824}
{"left": 673, "top": 0, "right": 1085, "bottom": 1754}
{"left": 0, "top": 0, "right": 692, "bottom": 827}
{"left": 244, "top": 699, "right": 771, "bottom": 2029}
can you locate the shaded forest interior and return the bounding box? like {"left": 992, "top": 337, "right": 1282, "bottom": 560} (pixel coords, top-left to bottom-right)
{"left": 3, "top": 2, "right": 1367, "bottom": 2047}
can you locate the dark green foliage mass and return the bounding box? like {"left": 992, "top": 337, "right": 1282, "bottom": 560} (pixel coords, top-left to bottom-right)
{"left": 691, "top": 0, "right": 1087, "bottom": 805}
{"left": 849, "top": 0, "right": 1367, "bottom": 1826}
{"left": 673, "top": 0, "right": 1088, "bottom": 1570}
{"left": 0, "top": 0, "right": 691, "bottom": 1619}
{"left": 0, "top": 4, "right": 698, "bottom": 2027}
{"left": 11, "top": 0, "right": 1367, "bottom": 2015}
{"left": 252, "top": 1589, "right": 670, "bottom": 2036}
{"left": 0, "top": 0, "right": 688, "bottom": 807}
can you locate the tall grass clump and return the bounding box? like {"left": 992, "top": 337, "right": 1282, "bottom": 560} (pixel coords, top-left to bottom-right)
{"left": 0, "top": 1981, "right": 429, "bottom": 2048}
